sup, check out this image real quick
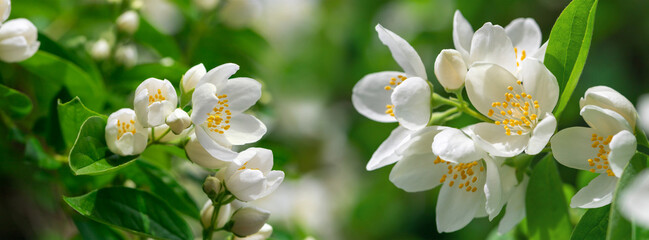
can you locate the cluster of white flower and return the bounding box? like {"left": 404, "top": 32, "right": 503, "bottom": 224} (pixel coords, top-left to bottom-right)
{"left": 90, "top": 10, "right": 140, "bottom": 67}
{"left": 0, "top": 0, "right": 40, "bottom": 62}
{"left": 353, "top": 10, "right": 640, "bottom": 233}
{"left": 105, "top": 63, "right": 283, "bottom": 239}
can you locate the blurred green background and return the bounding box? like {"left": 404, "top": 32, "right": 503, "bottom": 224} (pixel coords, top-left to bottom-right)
{"left": 1, "top": 0, "right": 648, "bottom": 239}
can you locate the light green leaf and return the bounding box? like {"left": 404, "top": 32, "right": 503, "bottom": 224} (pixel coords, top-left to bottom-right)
{"left": 570, "top": 205, "right": 609, "bottom": 240}
{"left": 606, "top": 153, "right": 647, "bottom": 240}
{"left": 58, "top": 97, "right": 105, "bottom": 148}
{"left": 545, "top": 0, "right": 598, "bottom": 120}
{"left": 69, "top": 116, "right": 137, "bottom": 175}
{"left": 123, "top": 160, "right": 200, "bottom": 219}
{"left": 0, "top": 84, "right": 32, "bottom": 119}
{"left": 20, "top": 51, "right": 105, "bottom": 110}
{"left": 64, "top": 187, "right": 193, "bottom": 240}
{"left": 526, "top": 154, "right": 572, "bottom": 240}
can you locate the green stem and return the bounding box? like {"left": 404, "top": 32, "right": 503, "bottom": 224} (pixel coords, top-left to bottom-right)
{"left": 203, "top": 194, "right": 225, "bottom": 240}
{"left": 432, "top": 93, "right": 492, "bottom": 123}
{"left": 428, "top": 107, "right": 459, "bottom": 126}
{"left": 148, "top": 127, "right": 172, "bottom": 146}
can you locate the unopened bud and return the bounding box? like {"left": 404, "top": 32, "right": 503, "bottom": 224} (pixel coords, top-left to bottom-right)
{"left": 434, "top": 49, "right": 467, "bottom": 92}
{"left": 203, "top": 176, "right": 222, "bottom": 199}
{"left": 165, "top": 108, "right": 191, "bottom": 135}
{"left": 116, "top": 10, "right": 140, "bottom": 34}
{"left": 229, "top": 207, "right": 270, "bottom": 237}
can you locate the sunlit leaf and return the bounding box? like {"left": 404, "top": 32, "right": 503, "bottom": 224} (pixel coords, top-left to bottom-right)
{"left": 0, "top": 83, "right": 32, "bottom": 119}
{"left": 58, "top": 97, "right": 104, "bottom": 148}
{"left": 570, "top": 205, "right": 609, "bottom": 240}
{"left": 606, "top": 153, "right": 647, "bottom": 240}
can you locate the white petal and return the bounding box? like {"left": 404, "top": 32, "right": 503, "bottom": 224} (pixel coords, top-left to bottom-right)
{"left": 375, "top": 24, "right": 427, "bottom": 79}
{"left": 531, "top": 41, "right": 548, "bottom": 61}
{"left": 498, "top": 176, "right": 529, "bottom": 234}
{"left": 220, "top": 77, "right": 262, "bottom": 115}
{"left": 351, "top": 71, "right": 405, "bottom": 122}
{"left": 389, "top": 153, "right": 444, "bottom": 192}
{"left": 519, "top": 59, "right": 559, "bottom": 114}
{"left": 550, "top": 127, "right": 598, "bottom": 171}
{"left": 181, "top": 63, "right": 207, "bottom": 92}
{"left": 465, "top": 63, "right": 522, "bottom": 119}
{"left": 453, "top": 10, "right": 474, "bottom": 63}
{"left": 570, "top": 174, "right": 617, "bottom": 208}
{"left": 581, "top": 105, "right": 633, "bottom": 136}
{"left": 470, "top": 23, "right": 517, "bottom": 73}
{"left": 391, "top": 77, "right": 431, "bottom": 130}
{"left": 608, "top": 130, "right": 636, "bottom": 177}
{"left": 235, "top": 148, "right": 273, "bottom": 174}
{"left": 0, "top": 0, "right": 9, "bottom": 24}
{"left": 258, "top": 171, "right": 284, "bottom": 199}
{"left": 196, "top": 125, "right": 238, "bottom": 161}
{"left": 619, "top": 170, "right": 649, "bottom": 228}
{"left": 185, "top": 133, "right": 231, "bottom": 169}
{"left": 395, "top": 126, "right": 446, "bottom": 156}
{"left": 432, "top": 128, "right": 482, "bottom": 163}
{"left": 637, "top": 94, "right": 649, "bottom": 133}
{"left": 436, "top": 176, "right": 485, "bottom": 233}
{"left": 434, "top": 49, "right": 467, "bottom": 91}
{"left": 198, "top": 63, "right": 240, "bottom": 90}
{"left": 469, "top": 123, "right": 528, "bottom": 157}
{"left": 580, "top": 86, "right": 637, "bottom": 129}
{"left": 484, "top": 157, "right": 504, "bottom": 220}
{"left": 223, "top": 114, "right": 267, "bottom": 145}
{"left": 525, "top": 113, "right": 556, "bottom": 155}
{"left": 505, "top": 18, "right": 542, "bottom": 53}
{"left": 191, "top": 83, "right": 220, "bottom": 125}
{"left": 367, "top": 126, "right": 413, "bottom": 171}
{"left": 227, "top": 170, "right": 266, "bottom": 202}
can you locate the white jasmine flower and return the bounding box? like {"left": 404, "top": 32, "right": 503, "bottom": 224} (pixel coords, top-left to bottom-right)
{"left": 134, "top": 78, "right": 178, "bottom": 127}
{"left": 497, "top": 175, "right": 529, "bottom": 234}
{"left": 234, "top": 223, "right": 272, "bottom": 240}
{"left": 90, "top": 39, "right": 110, "bottom": 60}
{"left": 619, "top": 170, "right": 649, "bottom": 228}
{"left": 165, "top": 108, "right": 191, "bottom": 134}
{"left": 191, "top": 63, "right": 265, "bottom": 161}
{"left": 0, "top": 18, "right": 40, "bottom": 62}
{"left": 637, "top": 94, "right": 649, "bottom": 132}
{"left": 434, "top": 49, "right": 467, "bottom": 91}
{"left": 580, "top": 86, "right": 637, "bottom": 130}
{"left": 352, "top": 24, "right": 431, "bottom": 130}
{"left": 551, "top": 105, "right": 637, "bottom": 208}
{"left": 230, "top": 206, "right": 270, "bottom": 237}
{"left": 216, "top": 148, "right": 284, "bottom": 202}
{"left": 464, "top": 59, "right": 558, "bottom": 157}
{"left": 105, "top": 108, "right": 148, "bottom": 156}
{"left": 1, "top": 0, "right": 10, "bottom": 25}
{"left": 185, "top": 132, "right": 231, "bottom": 169}
{"left": 116, "top": 10, "right": 140, "bottom": 34}
{"left": 180, "top": 63, "right": 206, "bottom": 94}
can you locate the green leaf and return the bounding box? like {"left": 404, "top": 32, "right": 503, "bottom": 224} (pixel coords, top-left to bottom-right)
{"left": 24, "top": 136, "right": 62, "bottom": 169}
{"left": 58, "top": 97, "right": 105, "bottom": 148}
{"left": 73, "top": 216, "right": 125, "bottom": 240}
{"left": 606, "top": 153, "right": 647, "bottom": 240}
{"left": 19, "top": 51, "right": 105, "bottom": 110}
{"left": 123, "top": 160, "right": 200, "bottom": 219}
{"left": 0, "top": 83, "right": 32, "bottom": 119}
{"left": 113, "top": 63, "right": 186, "bottom": 91}
{"left": 545, "top": 0, "right": 598, "bottom": 120}
{"left": 570, "top": 205, "right": 609, "bottom": 240}
{"left": 526, "top": 154, "right": 572, "bottom": 240}
{"left": 64, "top": 187, "right": 194, "bottom": 240}
{"left": 69, "top": 116, "right": 137, "bottom": 175}
{"left": 134, "top": 18, "right": 182, "bottom": 59}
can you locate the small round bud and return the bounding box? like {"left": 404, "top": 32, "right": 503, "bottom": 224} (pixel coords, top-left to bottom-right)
{"left": 229, "top": 206, "right": 270, "bottom": 237}
{"left": 116, "top": 10, "right": 140, "bottom": 34}
{"left": 203, "top": 176, "right": 223, "bottom": 199}
{"left": 90, "top": 39, "right": 111, "bottom": 60}
{"left": 165, "top": 108, "right": 191, "bottom": 135}
{"left": 434, "top": 49, "right": 467, "bottom": 92}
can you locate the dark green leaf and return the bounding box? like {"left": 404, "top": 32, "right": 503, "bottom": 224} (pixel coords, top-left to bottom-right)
{"left": 58, "top": 97, "right": 105, "bottom": 148}
{"left": 113, "top": 63, "right": 186, "bottom": 91}
{"left": 73, "top": 216, "right": 125, "bottom": 240}
{"left": 606, "top": 153, "right": 647, "bottom": 240}
{"left": 69, "top": 116, "right": 137, "bottom": 175}
{"left": 570, "top": 205, "right": 609, "bottom": 240}
{"left": 134, "top": 18, "right": 182, "bottom": 59}
{"left": 526, "top": 154, "right": 572, "bottom": 240}
{"left": 123, "top": 160, "right": 200, "bottom": 219}
{"left": 20, "top": 51, "right": 105, "bottom": 110}
{"left": 0, "top": 83, "right": 32, "bottom": 119}
{"left": 545, "top": 0, "right": 598, "bottom": 120}
{"left": 24, "top": 136, "right": 61, "bottom": 169}
{"left": 64, "top": 187, "right": 193, "bottom": 240}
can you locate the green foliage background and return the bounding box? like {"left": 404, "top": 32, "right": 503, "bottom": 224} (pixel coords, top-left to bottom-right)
{"left": 1, "top": 0, "right": 649, "bottom": 239}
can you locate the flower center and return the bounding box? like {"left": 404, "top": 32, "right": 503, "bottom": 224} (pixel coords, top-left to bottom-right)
{"left": 434, "top": 156, "right": 484, "bottom": 193}
{"left": 237, "top": 161, "right": 259, "bottom": 171}
{"left": 515, "top": 47, "right": 526, "bottom": 68}
{"left": 148, "top": 89, "right": 166, "bottom": 105}
{"left": 117, "top": 119, "right": 136, "bottom": 140}
{"left": 205, "top": 94, "right": 231, "bottom": 134}
{"left": 587, "top": 133, "right": 615, "bottom": 176}
{"left": 383, "top": 75, "right": 407, "bottom": 117}
{"left": 488, "top": 82, "right": 541, "bottom": 136}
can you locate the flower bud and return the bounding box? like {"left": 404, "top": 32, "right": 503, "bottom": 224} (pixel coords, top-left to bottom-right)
{"left": 203, "top": 175, "right": 223, "bottom": 199}
{"left": 229, "top": 206, "right": 270, "bottom": 237}
{"left": 194, "top": 0, "right": 220, "bottom": 11}
{"left": 220, "top": 0, "right": 262, "bottom": 29}
{"left": 115, "top": 44, "right": 137, "bottom": 68}
{"left": 181, "top": 63, "right": 206, "bottom": 94}
{"left": 105, "top": 108, "right": 148, "bottom": 156}
{"left": 200, "top": 200, "right": 233, "bottom": 229}
{"left": 580, "top": 86, "right": 637, "bottom": 129}
{"left": 90, "top": 39, "right": 110, "bottom": 60}
{"left": 1, "top": 0, "right": 10, "bottom": 24}
{"left": 434, "top": 49, "right": 467, "bottom": 91}
{"left": 185, "top": 132, "right": 231, "bottom": 169}
{"left": 234, "top": 223, "right": 272, "bottom": 240}
{"left": 165, "top": 108, "right": 191, "bottom": 134}
{"left": 0, "top": 18, "right": 40, "bottom": 62}
{"left": 116, "top": 10, "right": 140, "bottom": 34}
{"left": 134, "top": 78, "right": 178, "bottom": 127}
